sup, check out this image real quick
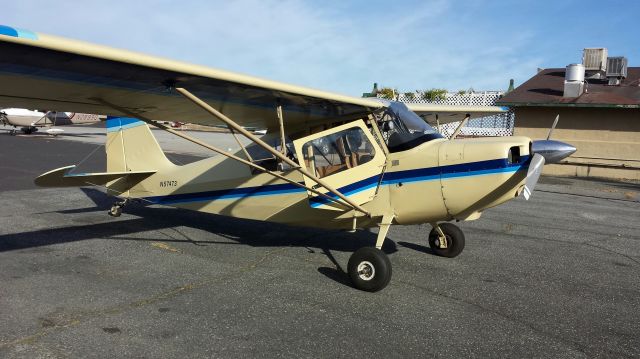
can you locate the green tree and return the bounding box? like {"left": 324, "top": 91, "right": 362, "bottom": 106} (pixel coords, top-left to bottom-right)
{"left": 378, "top": 87, "right": 396, "bottom": 100}
{"left": 421, "top": 88, "right": 447, "bottom": 102}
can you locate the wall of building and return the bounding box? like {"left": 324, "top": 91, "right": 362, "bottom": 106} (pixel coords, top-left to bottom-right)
{"left": 513, "top": 107, "right": 640, "bottom": 180}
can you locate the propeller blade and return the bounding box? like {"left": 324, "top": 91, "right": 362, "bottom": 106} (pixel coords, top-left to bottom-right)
{"left": 523, "top": 153, "right": 545, "bottom": 200}
{"left": 546, "top": 114, "right": 559, "bottom": 140}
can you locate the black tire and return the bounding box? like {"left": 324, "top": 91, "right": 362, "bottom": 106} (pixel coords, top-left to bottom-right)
{"left": 428, "top": 223, "right": 465, "bottom": 258}
{"left": 347, "top": 247, "right": 392, "bottom": 292}
{"left": 108, "top": 206, "right": 122, "bottom": 217}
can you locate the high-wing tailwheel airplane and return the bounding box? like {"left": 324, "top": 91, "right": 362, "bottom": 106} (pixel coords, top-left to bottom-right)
{"left": 0, "top": 108, "right": 51, "bottom": 134}
{"left": 0, "top": 107, "right": 102, "bottom": 135}
{"left": 0, "top": 25, "right": 575, "bottom": 291}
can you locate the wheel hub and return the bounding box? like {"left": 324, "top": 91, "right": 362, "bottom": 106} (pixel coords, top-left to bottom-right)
{"left": 437, "top": 235, "right": 449, "bottom": 249}
{"left": 356, "top": 261, "right": 375, "bottom": 281}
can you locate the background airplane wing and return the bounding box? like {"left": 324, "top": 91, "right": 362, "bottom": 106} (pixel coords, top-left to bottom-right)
{"left": 406, "top": 104, "right": 509, "bottom": 125}
{"left": 0, "top": 25, "right": 383, "bottom": 129}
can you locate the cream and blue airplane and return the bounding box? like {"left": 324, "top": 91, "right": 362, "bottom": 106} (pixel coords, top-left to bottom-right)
{"left": 0, "top": 25, "right": 575, "bottom": 291}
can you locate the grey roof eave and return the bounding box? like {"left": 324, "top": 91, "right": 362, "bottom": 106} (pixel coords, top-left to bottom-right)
{"left": 495, "top": 102, "right": 640, "bottom": 109}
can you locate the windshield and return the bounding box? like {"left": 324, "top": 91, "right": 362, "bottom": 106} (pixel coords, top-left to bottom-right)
{"left": 377, "top": 101, "right": 443, "bottom": 152}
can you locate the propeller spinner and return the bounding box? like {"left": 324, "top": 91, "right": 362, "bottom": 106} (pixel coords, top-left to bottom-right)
{"left": 524, "top": 115, "right": 576, "bottom": 200}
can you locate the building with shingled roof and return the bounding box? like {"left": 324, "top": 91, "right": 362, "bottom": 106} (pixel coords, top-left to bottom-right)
{"left": 497, "top": 48, "right": 639, "bottom": 180}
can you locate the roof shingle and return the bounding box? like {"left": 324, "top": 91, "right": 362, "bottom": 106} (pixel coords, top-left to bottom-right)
{"left": 496, "top": 67, "right": 640, "bottom": 108}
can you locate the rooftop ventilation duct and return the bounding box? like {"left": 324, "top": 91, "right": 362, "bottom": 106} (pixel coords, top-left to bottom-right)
{"left": 583, "top": 48, "right": 608, "bottom": 71}
{"left": 583, "top": 48, "right": 607, "bottom": 79}
{"left": 563, "top": 64, "right": 585, "bottom": 98}
{"left": 606, "top": 56, "right": 628, "bottom": 85}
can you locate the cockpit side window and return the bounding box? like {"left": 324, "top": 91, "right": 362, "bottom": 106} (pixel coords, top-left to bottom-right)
{"left": 245, "top": 133, "right": 296, "bottom": 173}
{"left": 376, "top": 102, "right": 443, "bottom": 152}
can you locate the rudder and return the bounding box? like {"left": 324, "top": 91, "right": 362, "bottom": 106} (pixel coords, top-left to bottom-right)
{"left": 105, "top": 116, "right": 174, "bottom": 173}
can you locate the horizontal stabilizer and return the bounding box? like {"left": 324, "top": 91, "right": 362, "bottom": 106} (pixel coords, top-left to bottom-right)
{"left": 35, "top": 165, "right": 155, "bottom": 188}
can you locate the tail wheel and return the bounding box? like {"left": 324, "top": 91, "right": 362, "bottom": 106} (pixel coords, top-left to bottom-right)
{"left": 428, "top": 223, "right": 465, "bottom": 258}
{"left": 347, "top": 247, "right": 392, "bottom": 292}
{"left": 108, "top": 205, "right": 122, "bottom": 217}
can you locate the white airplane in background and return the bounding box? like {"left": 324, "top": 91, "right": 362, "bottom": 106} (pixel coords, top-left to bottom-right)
{"left": 0, "top": 107, "right": 103, "bottom": 135}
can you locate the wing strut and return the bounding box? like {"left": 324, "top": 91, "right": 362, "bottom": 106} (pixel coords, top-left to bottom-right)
{"left": 276, "top": 104, "right": 287, "bottom": 157}
{"left": 174, "top": 87, "right": 371, "bottom": 217}
{"left": 95, "top": 99, "right": 365, "bottom": 215}
{"left": 229, "top": 127, "right": 252, "bottom": 161}
{"left": 449, "top": 114, "right": 470, "bottom": 140}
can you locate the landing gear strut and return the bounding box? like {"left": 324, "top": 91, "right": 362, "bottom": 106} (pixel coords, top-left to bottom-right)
{"left": 429, "top": 222, "right": 465, "bottom": 258}
{"left": 347, "top": 214, "right": 394, "bottom": 292}
{"left": 108, "top": 199, "right": 129, "bottom": 217}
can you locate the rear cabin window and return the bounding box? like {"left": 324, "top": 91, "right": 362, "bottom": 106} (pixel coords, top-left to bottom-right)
{"left": 301, "top": 127, "right": 375, "bottom": 178}
{"left": 245, "top": 135, "right": 295, "bottom": 173}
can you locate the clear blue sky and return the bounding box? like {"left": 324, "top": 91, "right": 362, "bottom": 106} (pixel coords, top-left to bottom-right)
{"left": 3, "top": 0, "right": 637, "bottom": 96}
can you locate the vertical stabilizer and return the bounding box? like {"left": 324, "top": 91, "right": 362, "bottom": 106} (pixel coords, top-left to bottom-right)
{"left": 105, "top": 116, "right": 174, "bottom": 173}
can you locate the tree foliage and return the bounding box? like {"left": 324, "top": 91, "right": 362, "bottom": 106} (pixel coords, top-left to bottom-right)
{"left": 377, "top": 87, "right": 396, "bottom": 100}
{"left": 421, "top": 88, "right": 447, "bottom": 102}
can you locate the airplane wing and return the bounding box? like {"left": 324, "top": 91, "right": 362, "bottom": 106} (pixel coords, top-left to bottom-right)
{"left": 407, "top": 104, "right": 509, "bottom": 125}
{"left": 0, "top": 25, "right": 383, "bottom": 129}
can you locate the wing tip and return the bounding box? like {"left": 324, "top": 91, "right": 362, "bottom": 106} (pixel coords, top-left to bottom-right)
{"left": 0, "top": 25, "right": 38, "bottom": 40}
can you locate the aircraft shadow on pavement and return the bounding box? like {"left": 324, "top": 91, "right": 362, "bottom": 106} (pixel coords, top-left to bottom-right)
{"left": 1, "top": 188, "right": 402, "bottom": 288}
{"left": 396, "top": 241, "right": 435, "bottom": 255}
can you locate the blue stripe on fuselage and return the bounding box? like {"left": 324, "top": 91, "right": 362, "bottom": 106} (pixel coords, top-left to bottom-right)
{"left": 143, "top": 156, "right": 530, "bottom": 206}
{"left": 145, "top": 182, "right": 305, "bottom": 205}
{"left": 308, "top": 156, "right": 530, "bottom": 207}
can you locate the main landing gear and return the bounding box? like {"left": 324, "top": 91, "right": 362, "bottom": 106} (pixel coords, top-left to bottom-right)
{"left": 347, "top": 214, "right": 394, "bottom": 292}
{"left": 347, "top": 219, "right": 466, "bottom": 292}
{"left": 108, "top": 199, "right": 129, "bottom": 217}
{"left": 348, "top": 247, "right": 392, "bottom": 292}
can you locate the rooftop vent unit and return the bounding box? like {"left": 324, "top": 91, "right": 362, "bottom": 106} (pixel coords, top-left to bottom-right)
{"left": 605, "top": 56, "right": 628, "bottom": 85}
{"left": 583, "top": 48, "right": 608, "bottom": 71}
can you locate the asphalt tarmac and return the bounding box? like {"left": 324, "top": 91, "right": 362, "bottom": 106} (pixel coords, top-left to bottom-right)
{"left": 1, "top": 130, "right": 639, "bottom": 358}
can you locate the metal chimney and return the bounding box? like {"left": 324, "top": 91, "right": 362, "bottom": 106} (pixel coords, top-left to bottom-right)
{"left": 563, "top": 64, "right": 585, "bottom": 98}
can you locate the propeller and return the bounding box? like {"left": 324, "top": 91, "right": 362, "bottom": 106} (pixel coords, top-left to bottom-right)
{"left": 546, "top": 114, "right": 559, "bottom": 140}
{"left": 523, "top": 153, "right": 545, "bottom": 200}
{"left": 531, "top": 114, "right": 576, "bottom": 164}
{"left": 525, "top": 114, "right": 575, "bottom": 200}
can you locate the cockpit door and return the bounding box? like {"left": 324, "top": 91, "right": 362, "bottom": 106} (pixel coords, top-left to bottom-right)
{"left": 293, "top": 120, "right": 387, "bottom": 210}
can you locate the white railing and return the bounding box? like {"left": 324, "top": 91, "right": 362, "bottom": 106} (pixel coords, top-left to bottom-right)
{"left": 396, "top": 91, "right": 504, "bottom": 106}
{"left": 388, "top": 91, "right": 514, "bottom": 137}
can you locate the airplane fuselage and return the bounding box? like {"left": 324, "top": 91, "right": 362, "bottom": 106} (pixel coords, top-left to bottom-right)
{"left": 122, "top": 127, "right": 531, "bottom": 230}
